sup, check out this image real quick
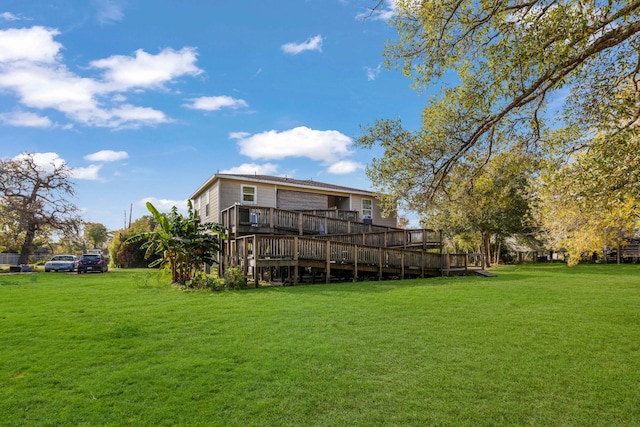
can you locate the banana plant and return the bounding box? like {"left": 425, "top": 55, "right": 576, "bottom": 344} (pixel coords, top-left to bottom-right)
{"left": 125, "top": 201, "right": 226, "bottom": 284}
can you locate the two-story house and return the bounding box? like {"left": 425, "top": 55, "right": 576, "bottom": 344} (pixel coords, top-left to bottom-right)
{"left": 189, "top": 174, "right": 397, "bottom": 228}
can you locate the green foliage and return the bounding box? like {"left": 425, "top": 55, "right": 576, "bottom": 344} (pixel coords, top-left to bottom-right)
{"left": 422, "top": 151, "right": 536, "bottom": 265}
{"left": 125, "top": 201, "right": 226, "bottom": 284}
{"left": 109, "top": 215, "right": 158, "bottom": 268}
{"left": 223, "top": 266, "right": 250, "bottom": 290}
{"left": 83, "top": 222, "right": 109, "bottom": 249}
{"left": 359, "top": 0, "right": 640, "bottom": 202}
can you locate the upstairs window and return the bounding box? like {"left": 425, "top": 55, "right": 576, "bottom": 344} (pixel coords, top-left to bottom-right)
{"left": 205, "top": 192, "right": 210, "bottom": 217}
{"left": 242, "top": 185, "right": 257, "bottom": 204}
{"left": 361, "top": 199, "right": 372, "bottom": 218}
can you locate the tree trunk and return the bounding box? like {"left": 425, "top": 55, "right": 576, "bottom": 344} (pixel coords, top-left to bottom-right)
{"left": 18, "top": 223, "right": 37, "bottom": 265}
{"left": 482, "top": 232, "right": 492, "bottom": 268}
{"left": 494, "top": 240, "right": 501, "bottom": 266}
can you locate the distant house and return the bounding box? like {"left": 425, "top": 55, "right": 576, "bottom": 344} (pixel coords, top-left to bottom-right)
{"left": 189, "top": 174, "right": 397, "bottom": 228}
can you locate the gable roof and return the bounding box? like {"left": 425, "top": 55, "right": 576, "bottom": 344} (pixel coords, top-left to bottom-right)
{"left": 190, "top": 173, "right": 374, "bottom": 199}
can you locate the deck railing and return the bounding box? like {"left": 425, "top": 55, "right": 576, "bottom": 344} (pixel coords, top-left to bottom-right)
{"left": 312, "top": 229, "right": 441, "bottom": 250}
{"left": 227, "top": 235, "right": 479, "bottom": 284}
{"left": 221, "top": 204, "right": 396, "bottom": 236}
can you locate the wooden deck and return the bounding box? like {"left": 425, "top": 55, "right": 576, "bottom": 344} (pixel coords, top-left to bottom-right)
{"left": 225, "top": 235, "right": 477, "bottom": 285}
{"left": 221, "top": 204, "right": 398, "bottom": 237}
{"left": 219, "top": 204, "right": 480, "bottom": 285}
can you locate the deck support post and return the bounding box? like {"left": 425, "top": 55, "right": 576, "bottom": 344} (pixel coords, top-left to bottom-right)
{"left": 401, "top": 252, "right": 405, "bottom": 280}
{"left": 378, "top": 247, "right": 383, "bottom": 281}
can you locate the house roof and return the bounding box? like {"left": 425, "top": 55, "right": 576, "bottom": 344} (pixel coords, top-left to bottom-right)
{"left": 190, "top": 173, "right": 374, "bottom": 199}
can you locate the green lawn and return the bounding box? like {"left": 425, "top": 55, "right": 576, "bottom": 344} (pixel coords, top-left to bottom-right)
{"left": 1, "top": 264, "right": 639, "bottom": 426}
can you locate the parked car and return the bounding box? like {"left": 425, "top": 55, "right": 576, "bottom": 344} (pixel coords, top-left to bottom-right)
{"left": 44, "top": 255, "right": 78, "bottom": 272}
{"left": 77, "top": 253, "right": 108, "bottom": 273}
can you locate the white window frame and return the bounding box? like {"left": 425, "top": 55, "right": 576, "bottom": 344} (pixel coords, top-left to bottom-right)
{"left": 205, "top": 191, "right": 210, "bottom": 217}
{"left": 241, "top": 185, "right": 257, "bottom": 204}
{"left": 361, "top": 199, "right": 372, "bottom": 218}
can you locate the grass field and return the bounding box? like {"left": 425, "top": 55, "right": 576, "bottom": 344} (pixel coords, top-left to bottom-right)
{"left": 1, "top": 264, "right": 639, "bottom": 426}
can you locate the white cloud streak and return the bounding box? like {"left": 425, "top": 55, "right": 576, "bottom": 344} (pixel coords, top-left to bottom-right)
{"left": 184, "top": 95, "right": 248, "bottom": 111}
{"left": 0, "top": 111, "right": 52, "bottom": 127}
{"left": 281, "top": 35, "right": 323, "bottom": 55}
{"left": 94, "top": 0, "right": 125, "bottom": 25}
{"left": 84, "top": 150, "right": 129, "bottom": 162}
{"left": 219, "top": 163, "right": 279, "bottom": 175}
{"left": 139, "top": 197, "right": 188, "bottom": 212}
{"left": 1, "top": 12, "right": 21, "bottom": 21}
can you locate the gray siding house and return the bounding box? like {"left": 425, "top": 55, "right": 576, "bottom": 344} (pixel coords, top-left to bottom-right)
{"left": 189, "top": 174, "right": 397, "bottom": 228}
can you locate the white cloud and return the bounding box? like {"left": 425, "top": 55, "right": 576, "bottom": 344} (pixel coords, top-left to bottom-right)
{"left": 229, "top": 131, "right": 250, "bottom": 139}
{"left": 327, "top": 160, "right": 364, "bottom": 174}
{"left": 0, "top": 26, "right": 62, "bottom": 63}
{"left": 233, "top": 126, "right": 353, "bottom": 163}
{"left": 90, "top": 47, "right": 202, "bottom": 90}
{"left": 13, "top": 152, "right": 65, "bottom": 172}
{"left": 12, "top": 152, "right": 103, "bottom": 180}
{"left": 84, "top": 150, "right": 129, "bottom": 162}
{"left": 71, "top": 164, "right": 103, "bottom": 180}
{"left": 184, "top": 95, "right": 248, "bottom": 111}
{"left": 139, "top": 197, "right": 188, "bottom": 212}
{"left": 0, "top": 111, "right": 52, "bottom": 127}
{"left": 1, "top": 12, "right": 21, "bottom": 21}
{"left": 0, "top": 26, "right": 202, "bottom": 129}
{"left": 220, "top": 163, "right": 279, "bottom": 175}
{"left": 281, "top": 35, "right": 323, "bottom": 55}
{"left": 94, "top": 0, "right": 125, "bottom": 25}
{"left": 365, "top": 63, "right": 382, "bottom": 81}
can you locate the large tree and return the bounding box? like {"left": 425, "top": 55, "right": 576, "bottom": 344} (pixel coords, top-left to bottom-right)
{"left": 84, "top": 222, "right": 110, "bottom": 250}
{"left": 422, "top": 151, "right": 535, "bottom": 266}
{"left": 0, "top": 153, "right": 82, "bottom": 264}
{"left": 358, "top": 0, "right": 640, "bottom": 209}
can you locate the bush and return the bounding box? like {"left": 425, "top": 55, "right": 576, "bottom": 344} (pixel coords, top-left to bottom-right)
{"left": 223, "top": 267, "right": 249, "bottom": 290}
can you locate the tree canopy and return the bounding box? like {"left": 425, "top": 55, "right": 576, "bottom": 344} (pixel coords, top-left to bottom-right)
{"left": 84, "top": 222, "right": 109, "bottom": 250}
{"left": 0, "top": 153, "right": 82, "bottom": 264}
{"left": 359, "top": 0, "right": 640, "bottom": 204}
{"left": 357, "top": 0, "right": 639, "bottom": 262}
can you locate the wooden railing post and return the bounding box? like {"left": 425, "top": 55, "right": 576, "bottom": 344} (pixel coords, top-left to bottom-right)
{"left": 353, "top": 245, "right": 358, "bottom": 282}
{"left": 378, "top": 247, "right": 383, "bottom": 281}
{"left": 326, "top": 240, "right": 331, "bottom": 283}
{"left": 294, "top": 236, "right": 299, "bottom": 285}
{"left": 299, "top": 212, "right": 303, "bottom": 235}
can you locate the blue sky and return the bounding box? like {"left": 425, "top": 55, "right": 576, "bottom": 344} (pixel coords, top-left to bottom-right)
{"left": 0, "top": 0, "right": 426, "bottom": 232}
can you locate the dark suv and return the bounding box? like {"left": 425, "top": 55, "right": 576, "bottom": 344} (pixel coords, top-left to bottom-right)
{"left": 77, "top": 253, "right": 109, "bottom": 273}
